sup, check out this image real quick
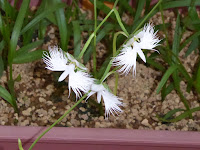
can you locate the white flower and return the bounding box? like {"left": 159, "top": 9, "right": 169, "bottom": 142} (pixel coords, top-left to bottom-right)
{"left": 43, "top": 46, "right": 68, "bottom": 71}
{"left": 88, "top": 84, "right": 123, "bottom": 117}
{"left": 113, "top": 43, "right": 144, "bottom": 76}
{"left": 113, "top": 23, "right": 160, "bottom": 76}
{"left": 68, "top": 66, "right": 94, "bottom": 99}
{"left": 43, "top": 46, "right": 94, "bottom": 99}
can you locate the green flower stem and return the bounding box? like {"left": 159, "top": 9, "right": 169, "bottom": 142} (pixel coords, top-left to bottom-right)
{"left": 132, "top": 0, "right": 163, "bottom": 34}
{"left": 28, "top": 92, "right": 89, "bottom": 150}
{"left": 78, "top": 0, "right": 119, "bottom": 59}
{"left": 93, "top": 0, "right": 97, "bottom": 78}
{"left": 113, "top": 31, "right": 127, "bottom": 95}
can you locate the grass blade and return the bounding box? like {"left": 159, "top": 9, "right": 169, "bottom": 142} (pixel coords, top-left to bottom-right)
{"left": 8, "top": 0, "right": 30, "bottom": 64}
{"left": 156, "top": 65, "right": 178, "bottom": 94}
{"left": 134, "top": 0, "right": 145, "bottom": 21}
{"left": 52, "top": 0, "right": 68, "bottom": 51}
{"left": 72, "top": 21, "right": 81, "bottom": 58}
{"left": 113, "top": 8, "right": 129, "bottom": 36}
{"left": 162, "top": 0, "right": 200, "bottom": 9}
{"left": 15, "top": 40, "right": 43, "bottom": 56}
{"left": 0, "top": 85, "right": 15, "bottom": 107}
{"left": 180, "top": 31, "right": 200, "bottom": 51}
{"left": 13, "top": 50, "right": 43, "bottom": 64}
{"left": 21, "top": 3, "right": 65, "bottom": 34}
{"left": 163, "top": 108, "right": 185, "bottom": 120}
{"left": 185, "top": 38, "right": 199, "bottom": 57}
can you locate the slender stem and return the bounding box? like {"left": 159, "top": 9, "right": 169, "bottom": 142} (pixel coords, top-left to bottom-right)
{"left": 113, "top": 31, "right": 127, "bottom": 95}
{"left": 93, "top": 0, "right": 97, "bottom": 78}
{"left": 132, "top": 0, "right": 163, "bottom": 34}
{"left": 28, "top": 92, "right": 89, "bottom": 150}
{"left": 78, "top": 0, "right": 119, "bottom": 59}
{"left": 78, "top": 9, "right": 114, "bottom": 59}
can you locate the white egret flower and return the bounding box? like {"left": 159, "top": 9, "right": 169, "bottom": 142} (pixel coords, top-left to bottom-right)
{"left": 42, "top": 46, "right": 94, "bottom": 99}
{"left": 43, "top": 46, "right": 68, "bottom": 71}
{"left": 88, "top": 83, "right": 123, "bottom": 117}
{"left": 113, "top": 23, "right": 160, "bottom": 76}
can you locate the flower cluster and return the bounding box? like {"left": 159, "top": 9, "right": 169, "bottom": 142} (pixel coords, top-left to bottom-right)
{"left": 113, "top": 23, "right": 160, "bottom": 76}
{"left": 43, "top": 46, "right": 123, "bottom": 117}
{"left": 42, "top": 23, "right": 160, "bottom": 118}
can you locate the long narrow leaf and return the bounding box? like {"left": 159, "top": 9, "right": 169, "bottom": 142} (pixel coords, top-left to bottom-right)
{"left": 185, "top": 38, "right": 199, "bottom": 57}
{"left": 72, "top": 21, "right": 81, "bottom": 58}
{"left": 113, "top": 8, "right": 129, "bottom": 36}
{"left": 134, "top": 0, "right": 145, "bottom": 21}
{"left": 15, "top": 40, "right": 43, "bottom": 56}
{"left": 8, "top": 0, "right": 30, "bottom": 64}
{"left": 156, "top": 65, "right": 178, "bottom": 94}
{"left": 53, "top": 0, "right": 68, "bottom": 51}
{"left": 0, "top": 85, "right": 14, "bottom": 107}
{"left": 162, "top": 0, "right": 200, "bottom": 10}
{"left": 13, "top": 50, "right": 43, "bottom": 64}
{"left": 21, "top": 3, "right": 65, "bottom": 34}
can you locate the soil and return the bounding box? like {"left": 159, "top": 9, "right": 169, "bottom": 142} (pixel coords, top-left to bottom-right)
{"left": 0, "top": 10, "right": 200, "bottom": 131}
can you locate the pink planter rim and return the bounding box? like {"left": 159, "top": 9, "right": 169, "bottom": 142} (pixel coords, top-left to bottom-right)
{"left": 0, "top": 125, "right": 200, "bottom": 150}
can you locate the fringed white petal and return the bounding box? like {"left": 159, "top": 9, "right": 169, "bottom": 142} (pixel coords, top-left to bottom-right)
{"left": 113, "top": 47, "right": 137, "bottom": 75}
{"left": 102, "top": 90, "right": 123, "bottom": 118}
{"left": 89, "top": 84, "right": 123, "bottom": 118}
{"left": 135, "top": 23, "right": 160, "bottom": 50}
{"left": 42, "top": 46, "right": 68, "bottom": 71}
{"left": 68, "top": 70, "right": 94, "bottom": 99}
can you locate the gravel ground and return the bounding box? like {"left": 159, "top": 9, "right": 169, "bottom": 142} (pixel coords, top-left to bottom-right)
{"left": 0, "top": 10, "right": 200, "bottom": 131}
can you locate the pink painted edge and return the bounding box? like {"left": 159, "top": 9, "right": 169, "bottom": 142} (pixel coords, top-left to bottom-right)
{"left": 0, "top": 125, "right": 200, "bottom": 148}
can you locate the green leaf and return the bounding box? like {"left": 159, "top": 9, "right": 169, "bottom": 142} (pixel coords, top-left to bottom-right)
{"left": 195, "top": 62, "right": 200, "bottom": 93}
{"left": 163, "top": 108, "right": 185, "bottom": 120}
{"left": 13, "top": 50, "right": 43, "bottom": 64}
{"left": 162, "top": 0, "right": 200, "bottom": 10}
{"left": 52, "top": 0, "right": 68, "bottom": 51}
{"left": 146, "top": 57, "right": 165, "bottom": 72}
{"left": 0, "top": 13, "right": 11, "bottom": 44}
{"left": 18, "top": 139, "right": 24, "bottom": 150}
{"left": 134, "top": 0, "right": 145, "bottom": 21}
{"left": 156, "top": 65, "right": 178, "bottom": 94}
{"left": 180, "top": 31, "right": 200, "bottom": 51}
{"left": 0, "top": 41, "right": 4, "bottom": 77}
{"left": 72, "top": 21, "right": 81, "bottom": 58}
{"left": 21, "top": 3, "right": 66, "bottom": 34}
{"left": 185, "top": 38, "right": 199, "bottom": 57}
{"left": 0, "top": 0, "right": 17, "bottom": 20}
{"left": 89, "top": 0, "right": 115, "bottom": 20}
{"left": 118, "top": 0, "right": 134, "bottom": 15}
{"left": 8, "top": 0, "right": 31, "bottom": 64}
{"left": 172, "top": 13, "right": 180, "bottom": 63}
{"left": 0, "top": 85, "right": 14, "bottom": 107}
{"left": 161, "top": 82, "right": 174, "bottom": 101}
{"left": 113, "top": 8, "right": 129, "bottom": 36}
{"left": 0, "top": 40, "right": 5, "bottom": 53}
{"left": 15, "top": 40, "right": 43, "bottom": 57}
{"left": 83, "top": 23, "right": 114, "bottom": 63}
{"left": 14, "top": 74, "right": 21, "bottom": 82}
{"left": 158, "top": 107, "right": 200, "bottom": 123}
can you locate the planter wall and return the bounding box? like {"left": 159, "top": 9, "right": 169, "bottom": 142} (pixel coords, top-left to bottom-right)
{"left": 0, "top": 126, "right": 200, "bottom": 150}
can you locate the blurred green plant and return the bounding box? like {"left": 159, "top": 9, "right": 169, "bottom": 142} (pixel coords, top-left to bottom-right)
{"left": 0, "top": 0, "right": 68, "bottom": 111}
